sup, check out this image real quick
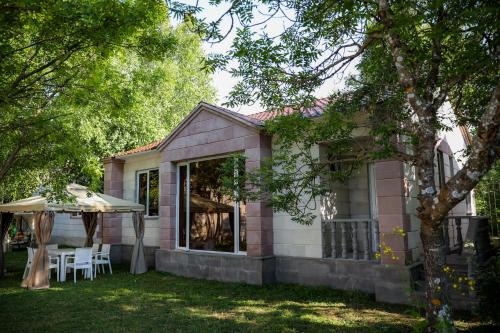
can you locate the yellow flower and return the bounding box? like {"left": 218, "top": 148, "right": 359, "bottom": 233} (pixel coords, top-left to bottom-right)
{"left": 431, "top": 298, "right": 441, "bottom": 306}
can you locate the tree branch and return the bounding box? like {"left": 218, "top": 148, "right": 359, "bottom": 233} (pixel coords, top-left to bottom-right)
{"left": 0, "top": 144, "right": 22, "bottom": 182}
{"left": 8, "top": 42, "right": 82, "bottom": 94}
{"left": 377, "top": 0, "right": 429, "bottom": 119}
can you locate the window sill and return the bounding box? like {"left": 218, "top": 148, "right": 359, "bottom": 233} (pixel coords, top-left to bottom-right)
{"left": 175, "top": 248, "right": 247, "bottom": 256}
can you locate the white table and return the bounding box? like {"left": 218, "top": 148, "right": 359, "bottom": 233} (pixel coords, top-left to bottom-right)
{"left": 48, "top": 248, "right": 75, "bottom": 282}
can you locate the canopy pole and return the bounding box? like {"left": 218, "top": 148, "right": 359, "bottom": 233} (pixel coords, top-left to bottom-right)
{"left": 100, "top": 212, "right": 104, "bottom": 245}
{"left": 21, "top": 211, "right": 54, "bottom": 289}
{"left": 130, "top": 211, "right": 147, "bottom": 274}
{"left": 81, "top": 212, "right": 98, "bottom": 247}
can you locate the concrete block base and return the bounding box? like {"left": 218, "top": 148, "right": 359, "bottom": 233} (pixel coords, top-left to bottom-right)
{"left": 155, "top": 249, "right": 275, "bottom": 284}
{"left": 155, "top": 250, "right": 418, "bottom": 305}
{"left": 374, "top": 263, "right": 422, "bottom": 304}
{"left": 275, "top": 256, "right": 380, "bottom": 294}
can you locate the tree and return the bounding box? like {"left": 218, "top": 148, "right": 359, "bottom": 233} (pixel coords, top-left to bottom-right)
{"left": 0, "top": 0, "right": 174, "bottom": 198}
{"left": 56, "top": 22, "right": 216, "bottom": 161}
{"left": 475, "top": 161, "right": 500, "bottom": 231}
{"left": 172, "top": 0, "right": 499, "bottom": 331}
{"left": 0, "top": 1, "right": 215, "bottom": 201}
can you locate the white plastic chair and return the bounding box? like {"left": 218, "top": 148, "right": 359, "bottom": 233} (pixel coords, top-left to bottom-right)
{"left": 48, "top": 255, "right": 59, "bottom": 282}
{"left": 23, "top": 247, "right": 35, "bottom": 279}
{"left": 91, "top": 243, "right": 100, "bottom": 255}
{"left": 65, "top": 248, "right": 93, "bottom": 283}
{"left": 93, "top": 244, "right": 112, "bottom": 277}
{"left": 23, "top": 247, "right": 59, "bottom": 282}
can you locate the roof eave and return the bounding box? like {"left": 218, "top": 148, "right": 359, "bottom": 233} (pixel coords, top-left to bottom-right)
{"left": 115, "top": 148, "right": 159, "bottom": 160}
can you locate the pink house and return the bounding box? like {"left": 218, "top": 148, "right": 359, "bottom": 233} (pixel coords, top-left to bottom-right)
{"left": 102, "top": 100, "right": 473, "bottom": 304}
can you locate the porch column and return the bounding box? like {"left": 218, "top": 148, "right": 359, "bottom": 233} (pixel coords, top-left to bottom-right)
{"left": 102, "top": 157, "right": 125, "bottom": 244}
{"left": 245, "top": 134, "right": 273, "bottom": 257}
{"left": 159, "top": 161, "right": 176, "bottom": 250}
{"left": 375, "top": 160, "right": 412, "bottom": 265}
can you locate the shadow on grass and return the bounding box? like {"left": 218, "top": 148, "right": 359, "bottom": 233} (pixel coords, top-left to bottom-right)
{"left": 0, "top": 251, "right": 495, "bottom": 333}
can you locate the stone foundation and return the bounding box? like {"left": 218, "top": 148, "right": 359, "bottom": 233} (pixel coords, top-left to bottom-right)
{"left": 155, "top": 250, "right": 419, "bottom": 304}
{"left": 374, "top": 263, "right": 423, "bottom": 304}
{"left": 155, "top": 249, "right": 275, "bottom": 284}
{"left": 275, "top": 256, "right": 379, "bottom": 293}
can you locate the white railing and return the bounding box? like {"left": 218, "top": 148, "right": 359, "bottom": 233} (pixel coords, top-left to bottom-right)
{"left": 322, "top": 219, "right": 379, "bottom": 260}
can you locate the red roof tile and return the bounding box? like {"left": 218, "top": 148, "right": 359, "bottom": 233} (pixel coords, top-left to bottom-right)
{"left": 247, "top": 97, "right": 329, "bottom": 121}
{"left": 113, "top": 139, "right": 162, "bottom": 157}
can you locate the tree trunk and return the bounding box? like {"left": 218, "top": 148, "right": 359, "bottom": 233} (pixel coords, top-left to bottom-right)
{"left": 415, "top": 128, "right": 456, "bottom": 332}
{"left": 420, "top": 218, "right": 453, "bottom": 332}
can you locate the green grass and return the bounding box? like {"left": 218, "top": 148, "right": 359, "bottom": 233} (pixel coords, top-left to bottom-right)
{"left": 0, "top": 251, "right": 493, "bottom": 333}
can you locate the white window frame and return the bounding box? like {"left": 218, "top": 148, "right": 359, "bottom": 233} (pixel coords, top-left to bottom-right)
{"left": 136, "top": 168, "right": 159, "bottom": 217}
{"left": 175, "top": 154, "right": 246, "bottom": 255}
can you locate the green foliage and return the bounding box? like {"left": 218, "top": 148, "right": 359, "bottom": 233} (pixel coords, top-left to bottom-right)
{"left": 0, "top": 1, "right": 215, "bottom": 201}
{"left": 57, "top": 23, "right": 215, "bottom": 159}
{"left": 475, "top": 160, "right": 500, "bottom": 231}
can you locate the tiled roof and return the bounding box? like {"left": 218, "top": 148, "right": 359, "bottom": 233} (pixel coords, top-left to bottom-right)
{"left": 247, "top": 97, "right": 329, "bottom": 121}
{"left": 113, "top": 98, "right": 330, "bottom": 158}
{"left": 113, "top": 139, "right": 162, "bottom": 157}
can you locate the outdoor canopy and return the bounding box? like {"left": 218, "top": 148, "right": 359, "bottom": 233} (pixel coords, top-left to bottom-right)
{"left": 0, "top": 184, "right": 147, "bottom": 289}
{"left": 0, "top": 183, "right": 144, "bottom": 213}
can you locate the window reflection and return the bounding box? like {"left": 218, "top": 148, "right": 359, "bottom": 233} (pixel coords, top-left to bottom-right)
{"left": 149, "top": 170, "right": 159, "bottom": 216}
{"left": 177, "top": 157, "right": 246, "bottom": 253}
{"left": 138, "top": 172, "right": 148, "bottom": 207}
{"left": 137, "top": 170, "right": 159, "bottom": 217}
{"left": 189, "top": 159, "right": 235, "bottom": 252}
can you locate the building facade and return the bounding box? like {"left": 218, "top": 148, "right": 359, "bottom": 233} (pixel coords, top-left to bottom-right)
{"left": 100, "top": 101, "right": 474, "bottom": 304}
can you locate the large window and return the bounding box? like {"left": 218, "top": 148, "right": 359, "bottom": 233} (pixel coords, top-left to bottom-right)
{"left": 137, "top": 169, "right": 159, "bottom": 216}
{"left": 177, "top": 157, "right": 246, "bottom": 253}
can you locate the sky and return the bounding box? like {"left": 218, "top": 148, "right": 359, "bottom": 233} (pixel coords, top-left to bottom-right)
{"left": 174, "top": 1, "right": 357, "bottom": 114}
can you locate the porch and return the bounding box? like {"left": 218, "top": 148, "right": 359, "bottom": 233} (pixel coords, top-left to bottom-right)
{"left": 319, "top": 147, "right": 380, "bottom": 261}
{"left": 321, "top": 219, "right": 379, "bottom": 260}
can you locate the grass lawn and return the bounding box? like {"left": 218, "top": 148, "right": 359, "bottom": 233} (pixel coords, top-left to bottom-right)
{"left": 0, "top": 251, "right": 494, "bottom": 333}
